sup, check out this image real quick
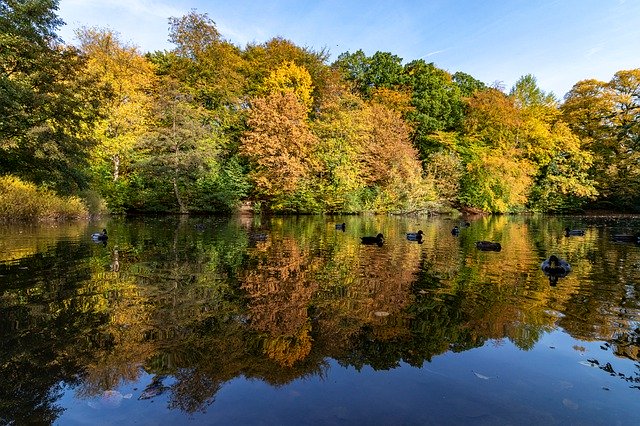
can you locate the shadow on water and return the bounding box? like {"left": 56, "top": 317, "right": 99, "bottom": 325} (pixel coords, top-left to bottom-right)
{"left": 1, "top": 215, "right": 640, "bottom": 423}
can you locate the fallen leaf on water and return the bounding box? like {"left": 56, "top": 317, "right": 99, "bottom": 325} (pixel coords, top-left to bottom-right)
{"left": 373, "top": 311, "right": 389, "bottom": 317}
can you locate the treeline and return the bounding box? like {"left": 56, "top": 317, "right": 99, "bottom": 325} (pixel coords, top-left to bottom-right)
{"left": 1, "top": 1, "right": 639, "bottom": 216}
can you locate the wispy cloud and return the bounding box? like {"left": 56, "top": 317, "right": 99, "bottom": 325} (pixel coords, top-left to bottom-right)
{"left": 585, "top": 43, "right": 604, "bottom": 58}
{"left": 418, "top": 49, "right": 447, "bottom": 59}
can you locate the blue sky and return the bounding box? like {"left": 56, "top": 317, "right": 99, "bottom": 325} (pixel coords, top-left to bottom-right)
{"left": 57, "top": 0, "right": 640, "bottom": 99}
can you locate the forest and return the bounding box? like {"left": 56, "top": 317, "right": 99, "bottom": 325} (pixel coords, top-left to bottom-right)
{"left": 1, "top": 0, "right": 639, "bottom": 219}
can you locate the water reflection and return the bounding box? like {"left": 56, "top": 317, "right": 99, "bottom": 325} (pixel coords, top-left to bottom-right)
{"left": 1, "top": 215, "right": 640, "bottom": 423}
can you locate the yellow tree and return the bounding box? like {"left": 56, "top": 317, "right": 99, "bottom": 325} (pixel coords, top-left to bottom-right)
{"left": 76, "top": 28, "right": 156, "bottom": 211}
{"left": 457, "top": 88, "right": 535, "bottom": 212}
{"left": 562, "top": 70, "right": 640, "bottom": 208}
{"left": 311, "top": 84, "right": 433, "bottom": 213}
{"left": 260, "top": 61, "right": 314, "bottom": 111}
{"left": 243, "top": 37, "right": 332, "bottom": 110}
{"left": 510, "top": 75, "right": 596, "bottom": 211}
{"left": 311, "top": 90, "right": 370, "bottom": 212}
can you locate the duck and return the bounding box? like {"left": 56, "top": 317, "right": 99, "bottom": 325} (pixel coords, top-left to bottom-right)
{"left": 565, "top": 227, "right": 585, "bottom": 237}
{"left": 406, "top": 230, "right": 423, "bottom": 242}
{"left": 451, "top": 226, "right": 460, "bottom": 236}
{"left": 335, "top": 222, "right": 346, "bottom": 231}
{"left": 612, "top": 233, "right": 640, "bottom": 243}
{"left": 361, "top": 233, "right": 384, "bottom": 246}
{"left": 91, "top": 228, "right": 108, "bottom": 242}
{"left": 541, "top": 255, "right": 571, "bottom": 286}
{"left": 541, "top": 255, "right": 571, "bottom": 275}
{"left": 475, "top": 241, "right": 501, "bottom": 252}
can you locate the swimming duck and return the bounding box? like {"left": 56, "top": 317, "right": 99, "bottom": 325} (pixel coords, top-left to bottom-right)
{"left": 475, "top": 241, "right": 501, "bottom": 251}
{"left": 565, "top": 227, "right": 585, "bottom": 237}
{"left": 612, "top": 234, "right": 640, "bottom": 243}
{"left": 91, "top": 229, "right": 108, "bottom": 242}
{"left": 541, "top": 255, "right": 571, "bottom": 286}
{"left": 541, "top": 255, "right": 571, "bottom": 275}
{"left": 451, "top": 226, "right": 460, "bottom": 236}
{"left": 406, "top": 230, "right": 423, "bottom": 241}
{"left": 335, "top": 222, "right": 346, "bottom": 231}
{"left": 361, "top": 233, "right": 384, "bottom": 246}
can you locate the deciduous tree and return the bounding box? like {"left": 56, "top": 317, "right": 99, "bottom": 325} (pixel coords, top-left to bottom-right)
{"left": 240, "top": 91, "right": 319, "bottom": 211}
{"left": 0, "top": 0, "right": 99, "bottom": 193}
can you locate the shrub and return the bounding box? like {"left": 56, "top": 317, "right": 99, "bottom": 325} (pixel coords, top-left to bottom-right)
{"left": 0, "top": 175, "right": 89, "bottom": 222}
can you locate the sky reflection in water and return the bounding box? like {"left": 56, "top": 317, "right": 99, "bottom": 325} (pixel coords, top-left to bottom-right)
{"left": 1, "top": 215, "right": 639, "bottom": 425}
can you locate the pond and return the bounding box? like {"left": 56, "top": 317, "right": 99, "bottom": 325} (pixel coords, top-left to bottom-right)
{"left": 1, "top": 214, "right": 639, "bottom": 425}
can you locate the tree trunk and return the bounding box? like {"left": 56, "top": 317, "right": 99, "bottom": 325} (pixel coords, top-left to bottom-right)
{"left": 172, "top": 175, "right": 187, "bottom": 214}
{"left": 112, "top": 154, "right": 120, "bottom": 182}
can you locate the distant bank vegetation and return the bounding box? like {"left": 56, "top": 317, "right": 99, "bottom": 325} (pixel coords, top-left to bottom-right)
{"left": 1, "top": 2, "right": 639, "bottom": 221}
{"left": 0, "top": 176, "right": 88, "bottom": 222}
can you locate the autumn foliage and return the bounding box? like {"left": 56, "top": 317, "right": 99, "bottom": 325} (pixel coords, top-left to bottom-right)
{"left": 1, "top": 6, "right": 639, "bottom": 216}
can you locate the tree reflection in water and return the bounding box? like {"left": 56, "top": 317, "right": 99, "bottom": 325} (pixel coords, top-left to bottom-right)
{"left": 1, "top": 215, "right": 639, "bottom": 423}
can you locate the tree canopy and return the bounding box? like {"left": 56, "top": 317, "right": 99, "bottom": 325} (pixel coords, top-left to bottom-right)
{"left": 1, "top": 4, "right": 638, "bottom": 215}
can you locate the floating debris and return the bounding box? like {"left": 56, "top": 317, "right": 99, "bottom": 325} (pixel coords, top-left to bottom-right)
{"left": 373, "top": 311, "right": 390, "bottom": 317}
{"left": 472, "top": 370, "right": 495, "bottom": 380}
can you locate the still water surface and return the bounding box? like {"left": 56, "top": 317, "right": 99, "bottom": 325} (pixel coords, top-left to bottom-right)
{"left": 1, "top": 214, "right": 639, "bottom": 425}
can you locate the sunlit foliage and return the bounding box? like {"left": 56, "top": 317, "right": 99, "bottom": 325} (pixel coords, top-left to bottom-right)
{"left": 1, "top": 3, "right": 638, "bottom": 215}
{"left": 76, "top": 27, "right": 156, "bottom": 212}
{"left": 241, "top": 91, "right": 320, "bottom": 211}
{"left": 563, "top": 70, "right": 640, "bottom": 210}
{"left": 0, "top": 174, "right": 88, "bottom": 221}
{"left": 260, "top": 61, "right": 314, "bottom": 111}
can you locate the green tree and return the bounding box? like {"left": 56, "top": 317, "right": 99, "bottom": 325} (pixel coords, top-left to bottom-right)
{"left": 404, "top": 60, "right": 464, "bottom": 160}
{"left": 509, "top": 74, "right": 556, "bottom": 108}
{"left": 168, "top": 10, "right": 246, "bottom": 111}
{"left": 134, "top": 78, "right": 214, "bottom": 213}
{"left": 452, "top": 71, "right": 487, "bottom": 97}
{"left": 332, "top": 50, "right": 404, "bottom": 98}
{"left": 0, "top": 0, "right": 99, "bottom": 193}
